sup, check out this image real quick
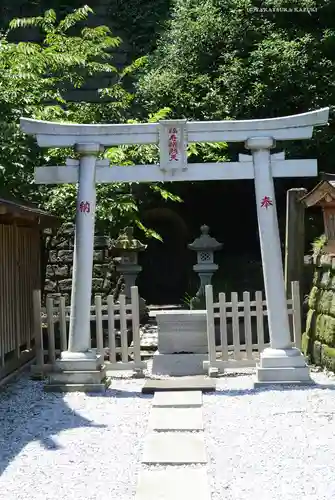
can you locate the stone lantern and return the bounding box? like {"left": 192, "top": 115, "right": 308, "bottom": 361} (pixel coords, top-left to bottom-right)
{"left": 188, "top": 225, "right": 222, "bottom": 308}
{"left": 111, "top": 227, "right": 147, "bottom": 299}
{"left": 301, "top": 173, "right": 335, "bottom": 253}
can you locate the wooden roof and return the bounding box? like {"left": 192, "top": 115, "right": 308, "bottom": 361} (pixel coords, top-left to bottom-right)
{"left": 0, "top": 195, "right": 61, "bottom": 227}
{"left": 300, "top": 173, "right": 335, "bottom": 207}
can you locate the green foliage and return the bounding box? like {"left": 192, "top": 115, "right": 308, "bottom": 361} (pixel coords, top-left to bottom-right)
{"left": 0, "top": 6, "right": 128, "bottom": 198}
{"left": 181, "top": 292, "right": 194, "bottom": 308}
{"left": 0, "top": 6, "right": 178, "bottom": 238}
{"left": 312, "top": 234, "right": 327, "bottom": 252}
{"left": 105, "top": 0, "right": 172, "bottom": 58}
{"left": 321, "top": 343, "right": 335, "bottom": 372}
{"left": 137, "top": 0, "right": 335, "bottom": 169}
{"left": 139, "top": 0, "right": 333, "bottom": 116}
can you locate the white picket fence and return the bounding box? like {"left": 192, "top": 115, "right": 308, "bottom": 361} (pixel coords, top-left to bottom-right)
{"left": 31, "top": 286, "right": 146, "bottom": 377}
{"left": 204, "top": 281, "right": 302, "bottom": 374}
{"left": 31, "top": 280, "right": 303, "bottom": 378}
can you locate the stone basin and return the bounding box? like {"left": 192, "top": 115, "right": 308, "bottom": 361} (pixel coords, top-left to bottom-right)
{"left": 155, "top": 310, "right": 208, "bottom": 354}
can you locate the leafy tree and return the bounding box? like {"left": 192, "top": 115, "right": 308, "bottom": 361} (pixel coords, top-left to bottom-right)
{"left": 0, "top": 5, "right": 177, "bottom": 238}
{"left": 138, "top": 0, "right": 335, "bottom": 169}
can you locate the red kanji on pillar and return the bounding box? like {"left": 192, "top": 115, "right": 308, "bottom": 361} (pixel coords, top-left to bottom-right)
{"left": 260, "top": 196, "right": 273, "bottom": 209}
{"left": 79, "top": 201, "right": 90, "bottom": 213}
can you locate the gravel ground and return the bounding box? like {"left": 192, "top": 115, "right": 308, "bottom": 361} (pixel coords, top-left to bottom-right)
{"left": 203, "top": 370, "right": 335, "bottom": 500}
{"left": 2, "top": 368, "right": 335, "bottom": 500}
{"left": 0, "top": 374, "right": 151, "bottom": 500}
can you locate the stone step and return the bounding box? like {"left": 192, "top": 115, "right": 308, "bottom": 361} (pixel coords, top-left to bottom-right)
{"left": 48, "top": 369, "right": 106, "bottom": 385}
{"left": 151, "top": 352, "right": 207, "bottom": 377}
{"left": 135, "top": 468, "right": 211, "bottom": 500}
{"left": 44, "top": 382, "right": 108, "bottom": 393}
{"left": 143, "top": 376, "right": 216, "bottom": 394}
{"left": 142, "top": 432, "right": 207, "bottom": 465}
{"left": 152, "top": 390, "right": 202, "bottom": 408}
{"left": 54, "top": 355, "right": 103, "bottom": 372}
{"left": 256, "top": 366, "right": 312, "bottom": 384}
{"left": 148, "top": 407, "right": 203, "bottom": 431}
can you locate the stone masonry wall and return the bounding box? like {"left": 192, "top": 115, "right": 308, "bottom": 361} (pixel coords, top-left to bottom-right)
{"left": 44, "top": 223, "right": 120, "bottom": 304}
{"left": 303, "top": 250, "right": 335, "bottom": 372}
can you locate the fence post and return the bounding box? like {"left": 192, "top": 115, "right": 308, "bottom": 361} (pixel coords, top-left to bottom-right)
{"left": 46, "top": 296, "right": 56, "bottom": 364}
{"left": 291, "top": 281, "right": 302, "bottom": 350}
{"left": 255, "top": 291, "right": 265, "bottom": 353}
{"left": 119, "top": 294, "right": 128, "bottom": 362}
{"left": 205, "top": 285, "right": 218, "bottom": 377}
{"left": 32, "top": 289, "right": 44, "bottom": 379}
{"left": 59, "top": 296, "right": 67, "bottom": 352}
{"left": 218, "top": 292, "right": 228, "bottom": 361}
{"left": 107, "top": 295, "right": 116, "bottom": 363}
{"left": 243, "top": 291, "right": 253, "bottom": 360}
{"left": 95, "top": 295, "right": 104, "bottom": 359}
{"left": 131, "top": 286, "right": 143, "bottom": 376}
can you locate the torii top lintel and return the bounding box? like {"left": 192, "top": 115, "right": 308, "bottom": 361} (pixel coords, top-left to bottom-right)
{"left": 20, "top": 108, "right": 329, "bottom": 148}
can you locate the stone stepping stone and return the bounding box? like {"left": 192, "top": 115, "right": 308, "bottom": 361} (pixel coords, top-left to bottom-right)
{"left": 153, "top": 390, "right": 202, "bottom": 408}
{"left": 142, "top": 376, "right": 216, "bottom": 394}
{"left": 135, "top": 468, "right": 211, "bottom": 500}
{"left": 149, "top": 407, "right": 203, "bottom": 431}
{"left": 142, "top": 432, "right": 207, "bottom": 464}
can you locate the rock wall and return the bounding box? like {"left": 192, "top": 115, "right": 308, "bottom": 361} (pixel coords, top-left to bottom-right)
{"left": 303, "top": 250, "right": 335, "bottom": 372}
{"left": 44, "top": 223, "right": 120, "bottom": 304}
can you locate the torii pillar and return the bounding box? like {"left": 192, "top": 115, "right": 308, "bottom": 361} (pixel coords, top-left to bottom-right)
{"left": 55, "top": 143, "right": 106, "bottom": 391}
{"left": 246, "top": 138, "right": 310, "bottom": 384}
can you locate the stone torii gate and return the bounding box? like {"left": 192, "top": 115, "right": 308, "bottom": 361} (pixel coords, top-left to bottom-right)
{"left": 21, "top": 108, "right": 329, "bottom": 390}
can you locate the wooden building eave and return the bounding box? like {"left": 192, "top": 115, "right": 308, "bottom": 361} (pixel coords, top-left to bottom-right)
{"left": 0, "top": 196, "right": 61, "bottom": 228}
{"left": 300, "top": 180, "right": 335, "bottom": 208}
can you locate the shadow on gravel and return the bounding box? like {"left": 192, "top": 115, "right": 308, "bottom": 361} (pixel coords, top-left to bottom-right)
{"left": 0, "top": 374, "right": 106, "bottom": 477}
{"left": 88, "top": 388, "right": 153, "bottom": 399}
{"left": 211, "top": 383, "right": 335, "bottom": 397}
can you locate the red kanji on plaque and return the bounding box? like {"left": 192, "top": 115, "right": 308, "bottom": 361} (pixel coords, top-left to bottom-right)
{"left": 79, "top": 201, "right": 90, "bottom": 213}
{"left": 260, "top": 196, "right": 273, "bottom": 209}
{"left": 168, "top": 127, "right": 178, "bottom": 161}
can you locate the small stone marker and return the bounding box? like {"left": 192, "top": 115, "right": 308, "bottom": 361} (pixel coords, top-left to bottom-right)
{"left": 152, "top": 390, "right": 202, "bottom": 408}
{"left": 135, "top": 468, "right": 211, "bottom": 500}
{"left": 148, "top": 407, "right": 203, "bottom": 431}
{"left": 142, "top": 376, "right": 216, "bottom": 394}
{"left": 142, "top": 432, "right": 207, "bottom": 464}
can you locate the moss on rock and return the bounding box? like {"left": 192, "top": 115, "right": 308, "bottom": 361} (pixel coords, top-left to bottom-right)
{"left": 308, "top": 286, "right": 319, "bottom": 309}
{"left": 317, "top": 289, "right": 333, "bottom": 314}
{"left": 322, "top": 344, "right": 335, "bottom": 372}
{"left": 308, "top": 340, "right": 335, "bottom": 372}
{"left": 315, "top": 313, "right": 335, "bottom": 346}
{"left": 312, "top": 269, "right": 321, "bottom": 287}
{"left": 304, "top": 309, "right": 316, "bottom": 344}
{"left": 319, "top": 269, "right": 332, "bottom": 289}
{"left": 302, "top": 331, "right": 311, "bottom": 358}
{"left": 303, "top": 235, "right": 335, "bottom": 371}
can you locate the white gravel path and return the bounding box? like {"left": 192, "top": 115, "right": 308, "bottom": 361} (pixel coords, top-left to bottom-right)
{"left": 0, "top": 374, "right": 152, "bottom": 500}
{"left": 2, "top": 369, "right": 335, "bottom": 500}
{"left": 203, "top": 370, "right": 335, "bottom": 500}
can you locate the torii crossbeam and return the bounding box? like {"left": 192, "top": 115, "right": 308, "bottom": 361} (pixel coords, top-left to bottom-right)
{"left": 21, "top": 108, "right": 329, "bottom": 389}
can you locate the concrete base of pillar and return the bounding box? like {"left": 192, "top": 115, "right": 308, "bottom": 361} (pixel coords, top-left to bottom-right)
{"left": 45, "top": 351, "right": 109, "bottom": 393}
{"left": 151, "top": 352, "right": 208, "bottom": 377}
{"left": 254, "top": 347, "right": 313, "bottom": 386}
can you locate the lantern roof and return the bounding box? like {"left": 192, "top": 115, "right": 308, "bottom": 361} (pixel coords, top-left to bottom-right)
{"left": 111, "top": 227, "right": 147, "bottom": 252}
{"left": 188, "top": 225, "right": 222, "bottom": 251}
{"left": 300, "top": 173, "right": 335, "bottom": 207}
